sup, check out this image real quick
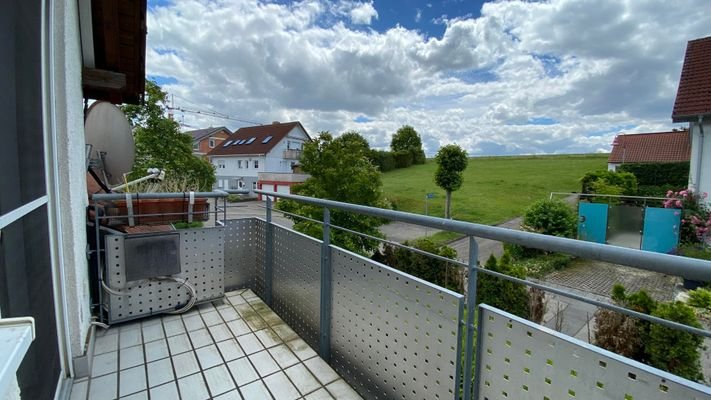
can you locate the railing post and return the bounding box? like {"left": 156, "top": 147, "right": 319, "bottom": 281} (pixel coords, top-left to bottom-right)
{"left": 319, "top": 208, "right": 332, "bottom": 361}
{"left": 265, "top": 196, "right": 273, "bottom": 306}
{"left": 463, "top": 236, "right": 478, "bottom": 400}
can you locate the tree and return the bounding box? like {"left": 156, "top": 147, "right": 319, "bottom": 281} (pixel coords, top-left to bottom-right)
{"left": 121, "top": 80, "right": 215, "bottom": 190}
{"left": 391, "top": 125, "right": 426, "bottom": 165}
{"left": 277, "top": 131, "right": 385, "bottom": 255}
{"left": 434, "top": 145, "right": 468, "bottom": 219}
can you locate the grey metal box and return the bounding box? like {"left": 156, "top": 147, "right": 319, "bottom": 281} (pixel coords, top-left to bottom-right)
{"left": 123, "top": 232, "right": 181, "bottom": 282}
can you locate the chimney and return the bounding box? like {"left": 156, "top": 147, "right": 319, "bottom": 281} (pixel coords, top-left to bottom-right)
{"left": 272, "top": 121, "right": 280, "bottom": 125}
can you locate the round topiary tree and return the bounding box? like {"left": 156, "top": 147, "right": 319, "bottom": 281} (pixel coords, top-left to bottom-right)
{"left": 646, "top": 301, "right": 704, "bottom": 381}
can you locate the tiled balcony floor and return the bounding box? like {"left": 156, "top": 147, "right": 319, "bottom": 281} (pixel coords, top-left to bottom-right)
{"left": 69, "top": 289, "right": 362, "bottom": 400}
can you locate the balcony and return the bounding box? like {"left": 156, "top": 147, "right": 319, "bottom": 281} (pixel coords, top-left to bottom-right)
{"left": 77, "top": 190, "right": 711, "bottom": 399}
{"left": 283, "top": 149, "right": 302, "bottom": 160}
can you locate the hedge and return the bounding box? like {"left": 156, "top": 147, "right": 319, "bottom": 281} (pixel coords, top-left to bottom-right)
{"left": 617, "top": 162, "right": 689, "bottom": 187}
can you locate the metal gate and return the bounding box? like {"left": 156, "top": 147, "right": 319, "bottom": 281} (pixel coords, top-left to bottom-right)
{"left": 577, "top": 202, "right": 608, "bottom": 243}
{"left": 642, "top": 207, "right": 681, "bottom": 253}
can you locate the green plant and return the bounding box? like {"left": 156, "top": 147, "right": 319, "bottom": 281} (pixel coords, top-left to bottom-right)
{"left": 663, "top": 189, "right": 710, "bottom": 244}
{"left": 172, "top": 221, "right": 204, "bottom": 229}
{"left": 368, "top": 149, "right": 396, "bottom": 172}
{"left": 434, "top": 145, "right": 469, "bottom": 219}
{"left": 687, "top": 288, "right": 711, "bottom": 310}
{"left": 647, "top": 301, "right": 704, "bottom": 381}
{"left": 522, "top": 199, "right": 577, "bottom": 238}
{"left": 511, "top": 252, "right": 574, "bottom": 278}
{"left": 226, "top": 194, "right": 242, "bottom": 202}
{"left": 678, "top": 244, "right": 711, "bottom": 261}
{"left": 121, "top": 80, "right": 215, "bottom": 191}
{"left": 393, "top": 150, "right": 414, "bottom": 168}
{"left": 580, "top": 170, "right": 638, "bottom": 197}
{"left": 277, "top": 131, "right": 386, "bottom": 255}
{"left": 391, "top": 125, "right": 426, "bottom": 165}
{"left": 618, "top": 162, "right": 689, "bottom": 187}
{"left": 373, "top": 238, "right": 462, "bottom": 292}
{"left": 477, "top": 253, "right": 530, "bottom": 319}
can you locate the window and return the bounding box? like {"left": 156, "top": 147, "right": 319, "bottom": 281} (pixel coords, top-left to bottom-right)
{"left": 223, "top": 140, "right": 233, "bottom": 147}
{"left": 218, "top": 160, "right": 225, "bottom": 169}
{"left": 254, "top": 160, "right": 259, "bottom": 168}
{"left": 252, "top": 181, "right": 257, "bottom": 190}
{"left": 193, "top": 142, "right": 199, "bottom": 150}
{"left": 238, "top": 160, "right": 242, "bottom": 168}
{"left": 209, "top": 138, "right": 216, "bottom": 148}
{"left": 262, "top": 135, "right": 273, "bottom": 144}
{"left": 246, "top": 137, "right": 256, "bottom": 144}
{"left": 238, "top": 180, "right": 245, "bottom": 189}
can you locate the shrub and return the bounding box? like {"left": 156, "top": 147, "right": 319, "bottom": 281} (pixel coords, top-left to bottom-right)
{"left": 647, "top": 301, "right": 704, "bottom": 381}
{"left": 477, "top": 253, "right": 530, "bottom": 319}
{"left": 373, "top": 238, "right": 462, "bottom": 292}
{"left": 618, "top": 162, "right": 690, "bottom": 187}
{"left": 368, "top": 150, "right": 396, "bottom": 172}
{"left": 580, "top": 170, "right": 638, "bottom": 196}
{"left": 226, "top": 194, "right": 242, "bottom": 202}
{"left": 663, "top": 189, "right": 710, "bottom": 244}
{"left": 393, "top": 150, "right": 414, "bottom": 168}
{"left": 687, "top": 288, "right": 711, "bottom": 310}
{"left": 522, "top": 199, "right": 577, "bottom": 238}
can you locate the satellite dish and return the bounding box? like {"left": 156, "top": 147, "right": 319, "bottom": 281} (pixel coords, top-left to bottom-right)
{"left": 85, "top": 101, "right": 135, "bottom": 185}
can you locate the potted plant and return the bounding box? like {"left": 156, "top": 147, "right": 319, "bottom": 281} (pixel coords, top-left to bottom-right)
{"left": 110, "top": 178, "right": 211, "bottom": 226}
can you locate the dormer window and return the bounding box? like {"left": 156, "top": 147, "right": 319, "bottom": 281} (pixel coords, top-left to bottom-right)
{"left": 209, "top": 138, "right": 216, "bottom": 148}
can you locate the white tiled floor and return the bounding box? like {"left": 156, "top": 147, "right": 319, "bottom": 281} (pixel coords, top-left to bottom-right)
{"left": 70, "top": 289, "right": 362, "bottom": 400}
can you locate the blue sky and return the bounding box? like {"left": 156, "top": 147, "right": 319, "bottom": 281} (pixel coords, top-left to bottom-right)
{"left": 145, "top": 0, "right": 707, "bottom": 155}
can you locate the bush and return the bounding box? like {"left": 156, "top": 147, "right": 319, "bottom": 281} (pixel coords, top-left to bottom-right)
{"left": 522, "top": 199, "right": 577, "bottom": 238}
{"left": 594, "top": 284, "right": 705, "bottom": 381}
{"left": 393, "top": 150, "right": 413, "bottom": 168}
{"left": 580, "top": 170, "right": 638, "bottom": 196}
{"left": 368, "top": 150, "right": 396, "bottom": 172}
{"left": 618, "top": 162, "right": 690, "bottom": 187}
{"left": 372, "top": 238, "right": 462, "bottom": 292}
{"left": 512, "top": 252, "right": 575, "bottom": 278}
{"left": 411, "top": 148, "right": 426, "bottom": 165}
{"left": 663, "top": 189, "right": 710, "bottom": 244}
{"left": 647, "top": 301, "right": 704, "bottom": 381}
{"left": 687, "top": 288, "right": 711, "bottom": 310}
{"left": 477, "top": 253, "right": 530, "bottom": 319}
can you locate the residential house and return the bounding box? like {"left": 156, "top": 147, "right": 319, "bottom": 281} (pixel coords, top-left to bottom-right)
{"left": 207, "top": 121, "right": 310, "bottom": 197}
{"left": 672, "top": 36, "right": 711, "bottom": 196}
{"left": 607, "top": 130, "right": 691, "bottom": 171}
{"left": 186, "top": 126, "right": 231, "bottom": 157}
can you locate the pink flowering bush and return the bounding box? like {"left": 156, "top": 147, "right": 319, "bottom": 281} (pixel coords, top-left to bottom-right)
{"left": 663, "top": 189, "right": 710, "bottom": 244}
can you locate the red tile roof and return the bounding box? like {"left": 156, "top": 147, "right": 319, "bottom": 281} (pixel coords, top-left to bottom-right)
{"left": 608, "top": 131, "right": 691, "bottom": 164}
{"left": 672, "top": 36, "right": 711, "bottom": 122}
{"left": 207, "top": 121, "right": 308, "bottom": 156}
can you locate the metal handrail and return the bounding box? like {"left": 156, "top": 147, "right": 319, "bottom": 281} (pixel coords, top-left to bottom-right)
{"left": 255, "top": 189, "right": 711, "bottom": 281}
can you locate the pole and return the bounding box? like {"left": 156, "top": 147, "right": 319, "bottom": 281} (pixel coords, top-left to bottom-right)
{"left": 463, "top": 236, "right": 479, "bottom": 400}
{"left": 265, "top": 197, "right": 273, "bottom": 306}
{"left": 319, "top": 208, "right": 332, "bottom": 361}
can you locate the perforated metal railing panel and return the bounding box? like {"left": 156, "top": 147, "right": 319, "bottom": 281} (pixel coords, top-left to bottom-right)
{"left": 476, "top": 304, "right": 711, "bottom": 400}
{"left": 330, "top": 247, "right": 464, "bottom": 400}
{"left": 105, "top": 228, "right": 225, "bottom": 324}
{"left": 270, "top": 224, "right": 322, "bottom": 349}
{"left": 223, "top": 218, "right": 258, "bottom": 291}
{"left": 254, "top": 218, "right": 267, "bottom": 298}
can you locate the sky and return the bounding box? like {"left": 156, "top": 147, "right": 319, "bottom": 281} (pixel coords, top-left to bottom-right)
{"left": 145, "top": 0, "right": 708, "bottom": 156}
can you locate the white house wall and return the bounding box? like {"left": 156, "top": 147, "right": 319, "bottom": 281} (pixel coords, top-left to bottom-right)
{"left": 264, "top": 126, "right": 308, "bottom": 172}
{"left": 689, "top": 120, "right": 711, "bottom": 199}
{"left": 52, "top": 0, "right": 91, "bottom": 362}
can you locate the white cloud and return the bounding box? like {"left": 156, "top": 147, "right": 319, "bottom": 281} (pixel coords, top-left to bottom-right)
{"left": 145, "top": 0, "right": 706, "bottom": 156}
{"left": 415, "top": 8, "right": 422, "bottom": 23}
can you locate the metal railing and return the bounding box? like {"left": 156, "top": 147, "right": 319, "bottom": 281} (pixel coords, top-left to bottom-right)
{"left": 250, "top": 189, "right": 711, "bottom": 399}
{"left": 87, "top": 188, "right": 711, "bottom": 399}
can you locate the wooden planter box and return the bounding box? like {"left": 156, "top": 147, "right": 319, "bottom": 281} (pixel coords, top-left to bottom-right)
{"left": 111, "top": 198, "right": 210, "bottom": 225}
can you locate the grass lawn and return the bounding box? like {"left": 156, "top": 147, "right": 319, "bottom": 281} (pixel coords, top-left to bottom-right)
{"left": 382, "top": 153, "right": 608, "bottom": 225}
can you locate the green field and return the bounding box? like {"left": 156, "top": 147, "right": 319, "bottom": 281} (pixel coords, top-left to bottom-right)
{"left": 382, "top": 153, "right": 608, "bottom": 225}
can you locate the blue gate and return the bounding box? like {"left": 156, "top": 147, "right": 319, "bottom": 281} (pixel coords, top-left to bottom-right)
{"left": 641, "top": 207, "right": 681, "bottom": 254}
{"left": 577, "top": 203, "right": 608, "bottom": 243}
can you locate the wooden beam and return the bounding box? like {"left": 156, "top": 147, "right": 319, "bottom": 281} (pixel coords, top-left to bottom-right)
{"left": 82, "top": 67, "right": 126, "bottom": 90}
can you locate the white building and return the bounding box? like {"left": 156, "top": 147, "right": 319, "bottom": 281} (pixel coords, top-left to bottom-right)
{"left": 207, "top": 121, "right": 310, "bottom": 196}
{"left": 672, "top": 36, "right": 711, "bottom": 198}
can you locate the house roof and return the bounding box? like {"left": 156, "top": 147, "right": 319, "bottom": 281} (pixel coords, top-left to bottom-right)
{"left": 608, "top": 131, "right": 691, "bottom": 164}
{"left": 207, "top": 121, "right": 308, "bottom": 157}
{"left": 672, "top": 36, "right": 711, "bottom": 122}
{"left": 185, "top": 126, "right": 230, "bottom": 142}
